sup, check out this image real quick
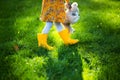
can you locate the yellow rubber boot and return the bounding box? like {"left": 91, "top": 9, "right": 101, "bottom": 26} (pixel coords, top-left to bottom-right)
{"left": 37, "top": 33, "right": 54, "bottom": 50}
{"left": 59, "top": 29, "right": 79, "bottom": 45}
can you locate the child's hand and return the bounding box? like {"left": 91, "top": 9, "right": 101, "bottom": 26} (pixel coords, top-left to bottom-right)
{"left": 67, "top": 3, "right": 72, "bottom": 9}
{"left": 65, "top": 2, "right": 71, "bottom": 9}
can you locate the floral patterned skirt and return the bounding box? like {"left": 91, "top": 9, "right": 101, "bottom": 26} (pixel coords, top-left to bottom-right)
{"left": 40, "top": 0, "right": 66, "bottom": 23}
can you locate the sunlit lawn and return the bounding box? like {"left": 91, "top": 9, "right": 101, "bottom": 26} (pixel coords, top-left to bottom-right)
{"left": 0, "top": 0, "right": 120, "bottom": 80}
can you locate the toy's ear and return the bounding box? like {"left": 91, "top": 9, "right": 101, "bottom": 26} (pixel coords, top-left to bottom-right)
{"left": 72, "top": 2, "right": 78, "bottom": 7}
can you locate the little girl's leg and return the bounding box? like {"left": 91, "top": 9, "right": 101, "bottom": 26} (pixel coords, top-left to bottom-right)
{"left": 42, "top": 22, "right": 53, "bottom": 34}
{"left": 54, "top": 22, "right": 63, "bottom": 32}
{"left": 37, "top": 22, "right": 54, "bottom": 50}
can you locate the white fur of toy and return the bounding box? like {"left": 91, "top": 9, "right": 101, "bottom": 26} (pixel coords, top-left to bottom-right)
{"left": 64, "top": 2, "right": 80, "bottom": 33}
{"left": 65, "top": 2, "right": 80, "bottom": 24}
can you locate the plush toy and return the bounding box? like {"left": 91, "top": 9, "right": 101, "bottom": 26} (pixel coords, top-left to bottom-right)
{"left": 63, "top": 2, "right": 80, "bottom": 33}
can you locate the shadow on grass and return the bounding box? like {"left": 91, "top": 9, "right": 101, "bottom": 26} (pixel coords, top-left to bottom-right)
{"left": 76, "top": 2, "right": 120, "bottom": 79}
{"left": 45, "top": 44, "right": 83, "bottom": 80}
{"left": 35, "top": 47, "right": 50, "bottom": 57}
{"left": 0, "top": 1, "right": 20, "bottom": 79}
{"left": 0, "top": 0, "right": 17, "bottom": 55}
{"left": 0, "top": 0, "right": 41, "bottom": 79}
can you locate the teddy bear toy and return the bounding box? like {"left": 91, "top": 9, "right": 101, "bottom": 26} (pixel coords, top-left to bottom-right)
{"left": 63, "top": 2, "right": 80, "bottom": 33}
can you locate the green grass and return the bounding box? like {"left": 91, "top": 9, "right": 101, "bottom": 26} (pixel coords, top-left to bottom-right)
{"left": 0, "top": 0, "right": 120, "bottom": 80}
